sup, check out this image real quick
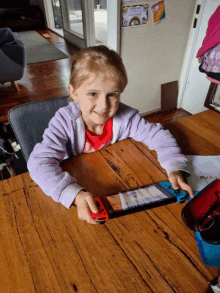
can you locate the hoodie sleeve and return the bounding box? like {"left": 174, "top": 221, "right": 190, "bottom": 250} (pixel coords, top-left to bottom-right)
{"left": 124, "top": 111, "right": 190, "bottom": 176}
{"left": 27, "top": 109, "right": 84, "bottom": 208}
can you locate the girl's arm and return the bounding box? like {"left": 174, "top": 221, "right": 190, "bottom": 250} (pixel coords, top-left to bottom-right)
{"left": 124, "top": 111, "right": 193, "bottom": 196}
{"left": 125, "top": 111, "right": 190, "bottom": 176}
{"left": 27, "top": 109, "right": 84, "bottom": 208}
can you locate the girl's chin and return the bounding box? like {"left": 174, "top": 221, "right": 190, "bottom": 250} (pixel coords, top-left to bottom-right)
{"left": 93, "top": 112, "right": 109, "bottom": 120}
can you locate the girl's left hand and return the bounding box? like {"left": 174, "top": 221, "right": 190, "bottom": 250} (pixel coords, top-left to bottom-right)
{"left": 168, "top": 170, "right": 194, "bottom": 198}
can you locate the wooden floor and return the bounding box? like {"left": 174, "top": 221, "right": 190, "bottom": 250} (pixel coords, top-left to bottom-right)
{"left": 0, "top": 29, "right": 79, "bottom": 124}
{"left": 0, "top": 29, "right": 192, "bottom": 180}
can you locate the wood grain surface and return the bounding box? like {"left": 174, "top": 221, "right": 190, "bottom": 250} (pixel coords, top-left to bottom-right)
{"left": 0, "top": 110, "right": 220, "bottom": 293}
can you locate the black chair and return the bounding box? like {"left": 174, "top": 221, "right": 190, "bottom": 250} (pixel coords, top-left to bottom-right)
{"left": 8, "top": 96, "right": 70, "bottom": 162}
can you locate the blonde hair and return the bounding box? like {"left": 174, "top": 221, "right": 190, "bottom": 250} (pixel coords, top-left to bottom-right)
{"left": 68, "top": 45, "right": 128, "bottom": 102}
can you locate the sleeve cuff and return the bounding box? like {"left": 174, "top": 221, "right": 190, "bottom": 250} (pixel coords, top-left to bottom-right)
{"left": 59, "top": 183, "right": 86, "bottom": 208}
{"left": 168, "top": 169, "right": 191, "bottom": 177}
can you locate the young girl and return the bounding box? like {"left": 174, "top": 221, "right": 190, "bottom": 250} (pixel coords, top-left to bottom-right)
{"left": 27, "top": 45, "right": 194, "bottom": 224}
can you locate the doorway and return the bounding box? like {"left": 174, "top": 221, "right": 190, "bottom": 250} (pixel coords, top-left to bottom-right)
{"left": 43, "top": 0, "right": 120, "bottom": 52}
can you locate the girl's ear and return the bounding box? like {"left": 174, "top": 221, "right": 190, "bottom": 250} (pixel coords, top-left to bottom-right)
{"left": 68, "top": 84, "right": 78, "bottom": 101}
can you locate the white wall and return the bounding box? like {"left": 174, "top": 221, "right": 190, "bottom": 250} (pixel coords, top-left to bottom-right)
{"left": 120, "top": 0, "right": 197, "bottom": 115}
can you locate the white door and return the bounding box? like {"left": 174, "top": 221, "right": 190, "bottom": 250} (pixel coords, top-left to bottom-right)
{"left": 180, "top": 0, "right": 220, "bottom": 115}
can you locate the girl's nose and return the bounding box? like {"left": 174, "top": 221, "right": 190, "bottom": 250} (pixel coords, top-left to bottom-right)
{"left": 97, "top": 96, "right": 109, "bottom": 111}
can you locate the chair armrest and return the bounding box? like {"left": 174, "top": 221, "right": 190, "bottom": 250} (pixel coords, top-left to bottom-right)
{"left": 0, "top": 40, "right": 26, "bottom": 68}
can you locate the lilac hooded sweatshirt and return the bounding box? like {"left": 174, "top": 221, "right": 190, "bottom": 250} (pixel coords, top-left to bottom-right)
{"left": 27, "top": 101, "right": 190, "bottom": 208}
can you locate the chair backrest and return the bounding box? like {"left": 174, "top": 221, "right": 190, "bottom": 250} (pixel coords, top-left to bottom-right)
{"left": 0, "top": 28, "right": 26, "bottom": 83}
{"left": 8, "top": 96, "right": 70, "bottom": 162}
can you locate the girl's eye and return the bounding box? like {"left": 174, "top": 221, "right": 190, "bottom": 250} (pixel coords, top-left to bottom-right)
{"left": 89, "top": 92, "right": 98, "bottom": 97}
{"left": 108, "top": 93, "right": 118, "bottom": 99}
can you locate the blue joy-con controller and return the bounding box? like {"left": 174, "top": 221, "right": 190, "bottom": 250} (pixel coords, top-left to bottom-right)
{"left": 158, "top": 181, "right": 198, "bottom": 203}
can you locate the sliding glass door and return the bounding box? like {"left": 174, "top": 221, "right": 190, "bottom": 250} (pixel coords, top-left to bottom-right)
{"left": 59, "top": 0, "right": 87, "bottom": 48}
{"left": 44, "top": 0, "right": 120, "bottom": 52}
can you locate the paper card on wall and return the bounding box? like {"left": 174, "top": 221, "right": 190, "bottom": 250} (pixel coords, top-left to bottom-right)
{"left": 151, "top": 0, "right": 166, "bottom": 24}
{"left": 122, "top": 4, "right": 149, "bottom": 28}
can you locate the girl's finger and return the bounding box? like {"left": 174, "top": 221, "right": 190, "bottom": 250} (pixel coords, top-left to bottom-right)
{"left": 169, "top": 176, "right": 181, "bottom": 190}
{"left": 87, "top": 218, "right": 98, "bottom": 224}
{"left": 177, "top": 180, "right": 194, "bottom": 198}
{"left": 77, "top": 200, "right": 90, "bottom": 220}
{"left": 169, "top": 173, "right": 194, "bottom": 198}
{"left": 84, "top": 201, "right": 98, "bottom": 224}
{"left": 86, "top": 196, "right": 99, "bottom": 213}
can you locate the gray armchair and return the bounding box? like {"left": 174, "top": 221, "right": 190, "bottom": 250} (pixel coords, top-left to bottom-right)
{"left": 0, "top": 28, "right": 26, "bottom": 91}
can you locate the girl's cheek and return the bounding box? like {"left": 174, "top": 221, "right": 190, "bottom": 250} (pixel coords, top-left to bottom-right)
{"left": 112, "top": 100, "right": 119, "bottom": 109}
{"left": 85, "top": 103, "right": 94, "bottom": 113}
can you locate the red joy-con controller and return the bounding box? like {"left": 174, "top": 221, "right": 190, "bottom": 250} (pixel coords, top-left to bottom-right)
{"left": 91, "top": 196, "right": 111, "bottom": 224}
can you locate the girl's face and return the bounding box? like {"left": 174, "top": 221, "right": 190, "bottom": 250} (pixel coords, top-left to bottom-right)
{"left": 68, "top": 74, "right": 120, "bottom": 131}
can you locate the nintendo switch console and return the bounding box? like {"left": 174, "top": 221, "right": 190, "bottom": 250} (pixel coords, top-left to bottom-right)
{"left": 91, "top": 181, "right": 188, "bottom": 224}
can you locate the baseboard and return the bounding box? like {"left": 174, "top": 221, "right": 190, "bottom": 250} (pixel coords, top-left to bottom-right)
{"left": 140, "top": 107, "right": 161, "bottom": 117}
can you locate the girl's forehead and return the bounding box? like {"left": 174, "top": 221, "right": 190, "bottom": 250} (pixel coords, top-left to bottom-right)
{"left": 81, "top": 72, "right": 119, "bottom": 89}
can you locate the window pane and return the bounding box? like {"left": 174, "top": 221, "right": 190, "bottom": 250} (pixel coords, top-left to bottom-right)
{"left": 65, "top": 0, "right": 84, "bottom": 39}
{"left": 94, "top": 0, "right": 107, "bottom": 45}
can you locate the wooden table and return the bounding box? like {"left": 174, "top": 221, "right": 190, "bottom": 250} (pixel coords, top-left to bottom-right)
{"left": 1, "top": 110, "right": 220, "bottom": 293}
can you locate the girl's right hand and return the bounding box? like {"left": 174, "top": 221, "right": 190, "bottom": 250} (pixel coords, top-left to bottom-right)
{"left": 73, "top": 190, "right": 99, "bottom": 224}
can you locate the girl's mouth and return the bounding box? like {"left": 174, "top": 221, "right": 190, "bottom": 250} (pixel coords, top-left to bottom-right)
{"left": 95, "top": 111, "right": 107, "bottom": 116}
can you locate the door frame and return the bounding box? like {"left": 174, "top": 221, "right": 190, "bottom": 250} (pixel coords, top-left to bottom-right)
{"left": 178, "top": 0, "right": 207, "bottom": 109}
{"left": 42, "top": 0, "right": 56, "bottom": 29}
{"left": 107, "top": 0, "right": 121, "bottom": 53}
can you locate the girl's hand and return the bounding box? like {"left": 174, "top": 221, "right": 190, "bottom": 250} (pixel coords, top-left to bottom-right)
{"left": 73, "top": 190, "right": 99, "bottom": 224}
{"left": 168, "top": 170, "right": 194, "bottom": 198}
